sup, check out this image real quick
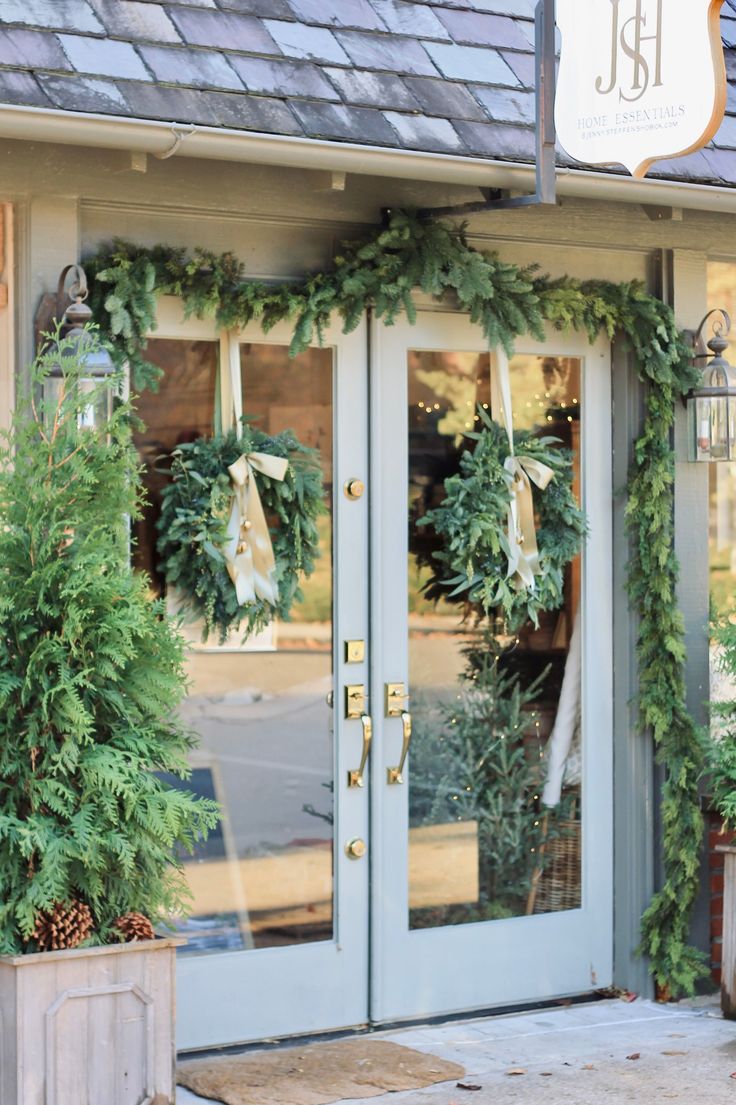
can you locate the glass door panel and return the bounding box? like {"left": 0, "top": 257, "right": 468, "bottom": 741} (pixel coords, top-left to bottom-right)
{"left": 407, "top": 349, "right": 488, "bottom": 928}
{"left": 132, "top": 338, "right": 217, "bottom": 588}
{"left": 372, "top": 311, "right": 612, "bottom": 1024}
{"left": 132, "top": 304, "right": 369, "bottom": 1049}
{"left": 407, "top": 352, "right": 583, "bottom": 930}
{"left": 134, "top": 340, "right": 335, "bottom": 955}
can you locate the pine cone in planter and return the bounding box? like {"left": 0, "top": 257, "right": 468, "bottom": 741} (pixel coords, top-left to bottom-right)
{"left": 113, "top": 911, "right": 155, "bottom": 942}
{"left": 31, "top": 900, "right": 94, "bottom": 951}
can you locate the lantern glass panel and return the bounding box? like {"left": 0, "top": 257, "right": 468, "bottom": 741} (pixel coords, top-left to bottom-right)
{"left": 44, "top": 375, "right": 113, "bottom": 433}
{"left": 710, "top": 395, "right": 729, "bottom": 462}
{"left": 690, "top": 395, "right": 731, "bottom": 462}
{"left": 78, "top": 376, "right": 113, "bottom": 431}
{"left": 42, "top": 376, "right": 65, "bottom": 428}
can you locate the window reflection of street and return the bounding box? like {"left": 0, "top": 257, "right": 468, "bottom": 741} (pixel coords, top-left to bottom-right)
{"left": 133, "top": 340, "right": 335, "bottom": 955}
{"left": 407, "top": 351, "right": 583, "bottom": 929}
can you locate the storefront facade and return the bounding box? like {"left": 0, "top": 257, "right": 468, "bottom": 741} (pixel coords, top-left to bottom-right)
{"left": 0, "top": 0, "right": 734, "bottom": 1052}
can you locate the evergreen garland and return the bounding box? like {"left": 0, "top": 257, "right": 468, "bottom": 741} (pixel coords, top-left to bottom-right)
{"left": 0, "top": 330, "right": 219, "bottom": 954}
{"left": 85, "top": 214, "right": 543, "bottom": 392}
{"left": 83, "top": 209, "right": 704, "bottom": 995}
{"left": 157, "top": 427, "right": 325, "bottom": 641}
{"left": 419, "top": 411, "right": 586, "bottom": 630}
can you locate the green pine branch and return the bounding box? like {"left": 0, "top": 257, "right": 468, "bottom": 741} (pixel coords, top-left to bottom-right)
{"left": 0, "top": 328, "right": 219, "bottom": 953}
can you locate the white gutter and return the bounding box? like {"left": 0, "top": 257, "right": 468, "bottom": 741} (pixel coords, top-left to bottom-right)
{"left": 0, "top": 101, "right": 734, "bottom": 214}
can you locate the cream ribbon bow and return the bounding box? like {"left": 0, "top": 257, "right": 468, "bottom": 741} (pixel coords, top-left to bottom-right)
{"left": 223, "top": 452, "right": 289, "bottom": 608}
{"left": 491, "top": 349, "right": 555, "bottom": 592}
{"left": 503, "top": 454, "right": 554, "bottom": 591}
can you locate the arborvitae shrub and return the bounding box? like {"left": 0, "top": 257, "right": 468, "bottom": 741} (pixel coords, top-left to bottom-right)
{"left": 0, "top": 328, "right": 218, "bottom": 953}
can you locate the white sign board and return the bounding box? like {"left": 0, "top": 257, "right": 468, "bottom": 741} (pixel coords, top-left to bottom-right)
{"left": 555, "top": 0, "right": 727, "bottom": 178}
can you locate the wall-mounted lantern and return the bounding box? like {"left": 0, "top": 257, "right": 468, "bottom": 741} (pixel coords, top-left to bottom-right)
{"left": 687, "top": 310, "right": 736, "bottom": 463}
{"left": 45, "top": 264, "right": 115, "bottom": 432}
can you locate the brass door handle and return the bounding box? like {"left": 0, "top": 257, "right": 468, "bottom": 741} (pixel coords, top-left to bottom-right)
{"left": 387, "top": 710, "right": 412, "bottom": 785}
{"left": 348, "top": 713, "right": 372, "bottom": 789}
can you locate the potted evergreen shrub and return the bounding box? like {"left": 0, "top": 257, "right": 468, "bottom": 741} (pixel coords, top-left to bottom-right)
{"left": 0, "top": 329, "right": 218, "bottom": 1105}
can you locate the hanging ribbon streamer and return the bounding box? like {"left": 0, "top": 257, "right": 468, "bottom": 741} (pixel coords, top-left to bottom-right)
{"left": 219, "top": 330, "right": 290, "bottom": 608}
{"left": 223, "top": 451, "right": 288, "bottom": 606}
{"left": 490, "top": 350, "right": 555, "bottom": 592}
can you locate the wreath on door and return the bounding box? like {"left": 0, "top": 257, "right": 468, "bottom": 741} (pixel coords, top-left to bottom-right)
{"left": 419, "top": 409, "right": 587, "bottom": 630}
{"left": 157, "top": 425, "right": 325, "bottom": 642}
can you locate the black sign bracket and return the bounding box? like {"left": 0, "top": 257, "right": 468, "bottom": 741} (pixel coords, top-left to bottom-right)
{"left": 416, "top": 0, "right": 558, "bottom": 220}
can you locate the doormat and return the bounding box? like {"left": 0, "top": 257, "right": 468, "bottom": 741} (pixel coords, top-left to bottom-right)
{"left": 177, "top": 1038, "right": 465, "bottom": 1105}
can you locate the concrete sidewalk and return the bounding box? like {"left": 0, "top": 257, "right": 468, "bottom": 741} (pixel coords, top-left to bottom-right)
{"left": 178, "top": 996, "right": 736, "bottom": 1105}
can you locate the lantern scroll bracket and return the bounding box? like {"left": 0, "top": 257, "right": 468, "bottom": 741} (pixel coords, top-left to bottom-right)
{"left": 688, "top": 309, "right": 732, "bottom": 363}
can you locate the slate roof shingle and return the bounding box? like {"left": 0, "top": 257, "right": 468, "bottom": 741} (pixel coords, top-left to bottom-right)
{"left": 0, "top": 0, "right": 733, "bottom": 188}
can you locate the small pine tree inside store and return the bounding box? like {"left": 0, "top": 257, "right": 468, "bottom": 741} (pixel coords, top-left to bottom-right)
{"left": 0, "top": 285, "right": 218, "bottom": 1105}
{"left": 407, "top": 409, "right": 587, "bottom": 926}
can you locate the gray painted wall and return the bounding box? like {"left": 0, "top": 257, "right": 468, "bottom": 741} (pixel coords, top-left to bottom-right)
{"left": 1, "top": 133, "right": 730, "bottom": 999}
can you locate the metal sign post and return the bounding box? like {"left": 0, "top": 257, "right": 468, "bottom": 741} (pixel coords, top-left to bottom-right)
{"left": 419, "top": 0, "right": 557, "bottom": 219}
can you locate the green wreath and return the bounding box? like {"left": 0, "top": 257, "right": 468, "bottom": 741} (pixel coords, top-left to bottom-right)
{"left": 157, "top": 425, "right": 325, "bottom": 641}
{"left": 420, "top": 412, "right": 587, "bottom": 630}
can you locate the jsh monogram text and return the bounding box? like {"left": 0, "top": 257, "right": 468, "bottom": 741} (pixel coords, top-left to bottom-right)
{"left": 596, "top": 0, "right": 663, "bottom": 103}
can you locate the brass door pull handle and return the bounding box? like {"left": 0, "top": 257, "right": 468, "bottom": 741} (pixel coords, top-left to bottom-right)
{"left": 348, "top": 713, "right": 372, "bottom": 789}
{"left": 387, "top": 710, "right": 412, "bottom": 785}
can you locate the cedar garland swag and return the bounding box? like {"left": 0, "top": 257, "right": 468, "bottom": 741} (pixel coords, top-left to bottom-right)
{"left": 85, "top": 210, "right": 705, "bottom": 997}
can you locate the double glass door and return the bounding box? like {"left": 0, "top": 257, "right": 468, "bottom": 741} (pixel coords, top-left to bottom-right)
{"left": 132, "top": 300, "right": 612, "bottom": 1050}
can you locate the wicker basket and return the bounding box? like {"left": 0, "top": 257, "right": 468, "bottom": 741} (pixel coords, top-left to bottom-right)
{"left": 529, "top": 816, "right": 581, "bottom": 915}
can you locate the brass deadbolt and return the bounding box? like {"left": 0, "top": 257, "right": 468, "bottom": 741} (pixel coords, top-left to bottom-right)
{"left": 345, "top": 838, "right": 367, "bottom": 860}
{"left": 345, "top": 639, "right": 366, "bottom": 664}
{"left": 344, "top": 478, "right": 365, "bottom": 501}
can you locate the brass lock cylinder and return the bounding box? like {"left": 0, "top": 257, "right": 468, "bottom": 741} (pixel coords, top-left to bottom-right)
{"left": 344, "top": 478, "right": 365, "bottom": 500}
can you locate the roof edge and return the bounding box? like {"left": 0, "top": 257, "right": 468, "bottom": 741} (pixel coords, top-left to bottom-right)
{"left": 0, "top": 102, "right": 735, "bottom": 215}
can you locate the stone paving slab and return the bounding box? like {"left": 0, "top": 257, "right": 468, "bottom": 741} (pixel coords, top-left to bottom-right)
{"left": 178, "top": 997, "right": 736, "bottom": 1105}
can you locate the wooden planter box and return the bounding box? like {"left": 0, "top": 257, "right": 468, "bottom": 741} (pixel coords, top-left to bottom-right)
{"left": 0, "top": 937, "right": 183, "bottom": 1105}
{"left": 717, "top": 845, "right": 736, "bottom": 1018}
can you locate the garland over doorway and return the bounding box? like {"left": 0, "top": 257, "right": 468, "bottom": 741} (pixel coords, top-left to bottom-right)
{"left": 86, "top": 210, "right": 705, "bottom": 997}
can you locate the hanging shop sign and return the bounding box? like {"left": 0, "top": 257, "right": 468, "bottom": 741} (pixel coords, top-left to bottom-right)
{"left": 554, "top": 0, "right": 727, "bottom": 179}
